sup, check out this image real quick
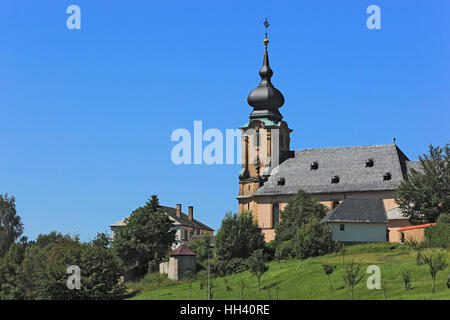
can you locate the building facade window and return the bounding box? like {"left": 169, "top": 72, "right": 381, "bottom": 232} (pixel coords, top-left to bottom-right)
{"left": 340, "top": 224, "right": 345, "bottom": 231}
{"left": 272, "top": 203, "right": 280, "bottom": 227}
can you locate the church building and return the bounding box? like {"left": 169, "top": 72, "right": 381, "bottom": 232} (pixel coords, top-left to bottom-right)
{"left": 237, "top": 26, "right": 418, "bottom": 242}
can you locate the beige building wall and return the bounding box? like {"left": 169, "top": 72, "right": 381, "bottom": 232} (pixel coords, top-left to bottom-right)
{"left": 388, "top": 227, "right": 403, "bottom": 242}
{"left": 262, "top": 229, "right": 276, "bottom": 242}
{"left": 242, "top": 190, "right": 400, "bottom": 243}
{"left": 167, "top": 257, "right": 178, "bottom": 280}
{"left": 387, "top": 219, "right": 410, "bottom": 242}
{"left": 401, "top": 228, "right": 427, "bottom": 243}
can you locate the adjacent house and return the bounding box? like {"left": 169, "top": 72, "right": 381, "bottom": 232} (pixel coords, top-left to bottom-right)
{"left": 320, "top": 198, "right": 388, "bottom": 243}
{"left": 110, "top": 204, "right": 214, "bottom": 249}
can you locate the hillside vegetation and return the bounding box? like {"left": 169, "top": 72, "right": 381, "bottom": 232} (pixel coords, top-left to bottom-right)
{"left": 126, "top": 243, "right": 450, "bottom": 300}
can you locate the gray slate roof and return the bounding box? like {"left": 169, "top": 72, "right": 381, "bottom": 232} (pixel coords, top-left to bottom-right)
{"left": 386, "top": 206, "right": 408, "bottom": 220}
{"left": 161, "top": 206, "right": 214, "bottom": 231}
{"left": 321, "top": 198, "right": 388, "bottom": 223}
{"left": 110, "top": 205, "right": 214, "bottom": 231}
{"left": 255, "top": 144, "right": 412, "bottom": 196}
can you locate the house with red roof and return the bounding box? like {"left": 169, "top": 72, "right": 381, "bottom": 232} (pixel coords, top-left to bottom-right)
{"left": 398, "top": 223, "right": 436, "bottom": 243}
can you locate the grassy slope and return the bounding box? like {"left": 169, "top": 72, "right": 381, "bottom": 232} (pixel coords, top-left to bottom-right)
{"left": 127, "top": 243, "right": 450, "bottom": 300}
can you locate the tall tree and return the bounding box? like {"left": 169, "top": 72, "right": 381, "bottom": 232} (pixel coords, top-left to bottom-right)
{"left": 0, "top": 241, "right": 27, "bottom": 299}
{"left": 0, "top": 194, "right": 24, "bottom": 257}
{"left": 214, "top": 211, "right": 265, "bottom": 274}
{"left": 395, "top": 144, "right": 450, "bottom": 224}
{"left": 275, "top": 190, "right": 329, "bottom": 243}
{"left": 112, "top": 195, "right": 175, "bottom": 278}
{"left": 189, "top": 233, "right": 213, "bottom": 269}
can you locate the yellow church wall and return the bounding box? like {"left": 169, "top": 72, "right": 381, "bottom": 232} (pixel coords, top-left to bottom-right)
{"left": 262, "top": 229, "right": 276, "bottom": 242}
{"left": 243, "top": 190, "right": 400, "bottom": 242}
{"left": 382, "top": 198, "right": 398, "bottom": 211}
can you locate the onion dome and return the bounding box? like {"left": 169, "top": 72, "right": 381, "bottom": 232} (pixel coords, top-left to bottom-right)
{"left": 247, "top": 20, "right": 285, "bottom": 120}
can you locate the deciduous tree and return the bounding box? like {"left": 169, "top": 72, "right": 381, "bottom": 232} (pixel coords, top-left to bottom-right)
{"left": 342, "top": 262, "right": 364, "bottom": 300}
{"left": 0, "top": 194, "right": 24, "bottom": 258}
{"left": 421, "top": 251, "right": 447, "bottom": 293}
{"left": 275, "top": 190, "right": 329, "bottom": 243}
{"left": 395, "top": 144, "right": 450, "bottom": 224}
{"left": 113, "top": 195, "right": 175, "bottom": 278}
{"left": 248, "top": 249, "right": 269, "bottom": 292}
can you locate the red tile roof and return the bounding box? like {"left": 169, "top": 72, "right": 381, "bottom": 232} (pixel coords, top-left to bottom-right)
{"left": 170, "top": 244, "right": 196, "bottom": 256}
{"left": 398, "top": 223, "right": 436, "bottom": 232}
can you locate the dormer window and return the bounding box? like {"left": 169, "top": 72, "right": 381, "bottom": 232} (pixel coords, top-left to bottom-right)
{"left": 311, "top": 161, "right": 319, "bottom": 170}
{"left": 332, "top": 200, "right": 340, "bottom": 209}
{"left": 277, "top": 178, "right": 285, "bottom": 186}
{"left": 331, "top": 175, "right": 339, "bottom": 184}
{"left": 366, "top": 159, "right": 374, "bottom": 167}
{"left": 383, "top": 172, "right": 392, "bottom": 181}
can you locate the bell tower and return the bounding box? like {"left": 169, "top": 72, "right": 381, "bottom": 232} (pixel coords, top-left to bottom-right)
{"left": 237, "top": 19, "right": 293, "bottom": 214}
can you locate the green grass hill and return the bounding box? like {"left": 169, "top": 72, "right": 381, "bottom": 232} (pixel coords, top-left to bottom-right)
{"left": 126, "top": 243, "right": 449, "bottom": 300}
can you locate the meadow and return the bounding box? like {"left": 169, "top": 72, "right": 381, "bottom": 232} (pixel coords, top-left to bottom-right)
{"left": 126, "top": 243, "right": 450, "bottom": 300}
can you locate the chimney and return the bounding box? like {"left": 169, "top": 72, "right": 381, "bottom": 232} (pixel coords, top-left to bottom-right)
{"left": 176, "top": 204, "right": 182, "bottom": 217}
{"left": 188, "top": 206, "right": 193, "bottom": 221}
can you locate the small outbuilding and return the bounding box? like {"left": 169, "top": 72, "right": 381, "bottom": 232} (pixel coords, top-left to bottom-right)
{"left": 160, "top": 244, "right": 197, "bottom": 281}
{"left": 398, "top": 223, "right": 436, "bottom": 243}
{"left": 321, "top": 198, "right": 388, "bottom": 243}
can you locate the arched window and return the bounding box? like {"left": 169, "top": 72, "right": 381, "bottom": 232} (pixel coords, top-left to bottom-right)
{"left": 272, "top": 203, "right": 279, "bottom": 227}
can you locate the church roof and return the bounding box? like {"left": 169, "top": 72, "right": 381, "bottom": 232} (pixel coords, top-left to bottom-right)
{"left": 255, "top": 144, "right": 415, "bottom": 196}
{"left": 321, "top": 198, "right": 388, "bottom": 223}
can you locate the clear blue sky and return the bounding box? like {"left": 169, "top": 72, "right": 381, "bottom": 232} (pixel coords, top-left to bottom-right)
{"left": 1, "top": 1, "right": 448, "bottom": 241}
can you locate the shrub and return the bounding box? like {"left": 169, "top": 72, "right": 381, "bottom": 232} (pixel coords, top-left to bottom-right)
{"left": 275, "top": 190, "right": 329, "bottom": 242}
{"left": 425, "top": 222, "right": 450, "bottom": 248}
{"left": 275, "top": 240, "right": 295, "bottom": 261}
{"left": 402, "top": 271, "right": 412, "bottom": 291}
{"left": 293, "top": 218, "right": 336, "bottom": 259}
{"left": 436, "top": 213, "right": 450, "bottom": 224}
{"left": 264, "top": 240, "right": 276, "bottom": 261}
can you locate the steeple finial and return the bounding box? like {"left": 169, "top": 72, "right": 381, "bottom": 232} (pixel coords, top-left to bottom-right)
{"left": 263, "top": 18, "right": 270, "bottom": 50}
{"left": 247, "top": 19, "right": 284, "bottom": 121}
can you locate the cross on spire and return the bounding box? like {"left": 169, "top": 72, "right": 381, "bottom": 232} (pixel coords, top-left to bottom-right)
{"left": 264, "top": 18, "right": 270, "bottom": 32}
{"left": 263, "top": 18, "right": 270, "bottom": 50}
